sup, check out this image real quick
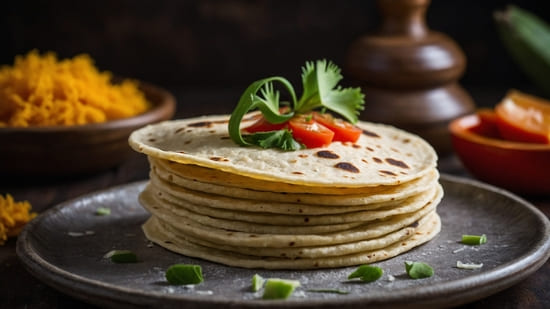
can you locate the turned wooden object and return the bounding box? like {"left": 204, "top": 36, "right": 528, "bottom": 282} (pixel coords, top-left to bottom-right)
{"left": 345, "top": 0, "right": 475, "bottom": 155}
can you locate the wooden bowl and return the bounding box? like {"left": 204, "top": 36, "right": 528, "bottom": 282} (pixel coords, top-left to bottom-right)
{"left": 0, "top": 81, "right": 175, "bottom": 177}
{"left": 449, "top": 110, "right": 550, "bottom": 195}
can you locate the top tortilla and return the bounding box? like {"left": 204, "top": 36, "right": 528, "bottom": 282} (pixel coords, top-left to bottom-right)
{"left": 129, "top": 114, "right": 438, "bottom": 187}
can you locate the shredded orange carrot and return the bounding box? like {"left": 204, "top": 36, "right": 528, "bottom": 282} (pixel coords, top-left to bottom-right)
{"left": 0, "top": 194, "right": 37, "bottom": 245}
{"left": 0, "top": 50, "right": 150, "bottom": 127}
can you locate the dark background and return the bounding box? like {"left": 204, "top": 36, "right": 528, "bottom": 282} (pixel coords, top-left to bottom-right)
{"left": 2, "top": 0, "right": 550, "bottom": 112}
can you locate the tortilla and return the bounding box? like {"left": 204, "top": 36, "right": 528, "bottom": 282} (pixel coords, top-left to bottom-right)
{"left": 142, "top": 212, "right": 441, "bottom": 269}
{"left": 129, "top": 114, "right": 437, "bottom": 187}
{"left": 141, "top": 181, "right": 441, "bottom": 226}
{"left": 150, "top": 161, "right": 440, "bottom": 206}
{"left": 130, "top": 113, "right": 443, "bottom": 269}
{"left": 139, "top": 190, "right": 440, "bottom": 248}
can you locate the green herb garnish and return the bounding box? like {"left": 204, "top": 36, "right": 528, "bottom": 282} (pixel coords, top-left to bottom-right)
{"left": 95, "top": 207, "right": 111, "bottom": 216}
{"left": 404, "top": 261, "right": 434, "bottom": 279}
{"left": 165, "top": 264, "right": 204, "bottom": 285}
{"left": 347, "top": 265, "right": 384, "bottom": 282}
{"left": 461, "top": 234, "right": 487, "bottom": 245}
{"left": 306, "top": 289, "right": 350, "bottom": 295}
{"left": 243, "top": 129, "right": 302, "bottom": 150}
{"left": 228, "top": 59, "right": 364, "bottom": 150}
{"left": 251, "top": 274, "right": 265, "bottom": 292}
{"left": 262, "top": 278, "right": 301, "bottom": 300}
{"left": 103, "top": 250, "right": 137, "bottom": 263}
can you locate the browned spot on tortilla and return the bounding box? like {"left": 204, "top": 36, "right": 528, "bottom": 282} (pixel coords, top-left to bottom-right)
{"left": 390, "top": 147, "right": 400, "bottom": 153}
{"left": 186, "top": 129, "right": 193, "bottom": 133}
{"left": 148, "top": 138, "right": 156, "bottom": 142}
{"left": 304, "top": 217, "right": 309, "bottom": 223}
{"left": 362, "top": 159, "right": 368, "bottom": 164}
{"left": 298, "top": 154, "right": 308, "bottom": 158}
{"left": 289, "top": 242, "right": 295, "bottom": 246}
{"left": 175, "top": 127, "right": 186, "bottom": 134}
{"left": 227, "top": 232, "right": 233, "bottom": 236}
{"left": 362, "top": 129, "right": 380, "bottom": 138}
{"left": 210, "top": 156, "right": 229, "bottom": 162}
{"left": 178, "top": 151, "right": 186, "bottom": 154}
{"left": 314, "top": 262, "right": 320, "bottom": 267}
{"left": 373, "top": 157, "right": 383, "bottom": 163}
{"left": 289, "top": 159, "right": 297, "bottom": 164}
{"left": 292, "top": 171, "right": 304, "bottom": 175}
{"left": 164, "top": 240, "right": 174, "bottom": 244}
{"left": 188, "top": 121, "right": 213, "bottom": 128}
{"left": 209, "top": 130, "right": 216, "bottom": 134}
{"left": 184, "top": 140, "right": 192, "bottom": 145}
{"left": 386, "top": 158, "right": 409, "bottom": 169}
{"left": 220, "top": 136, "right": 230, "bottom": 140}
{"left": 408, "top": 221, "right": 420, "bottom": 228}
{"left": 366, "top": 146, "right": 375, "bottom": 152}
{"left": 334, "top": 162, "right": 360, "bottom": 173}
{"left": 298, "top": 209, "right": 303, "bottom": 213}
{"left": 315, "top": 150, "right": 340, "bottom": 159}
{"left": 402, "top": 138, "right": 411, "bottom": 143}
{"left": 281, "top": 253, "right": 287, "bottom": 257}
{"left": 379, "top": 170, "right": 397, "bottom": 176}
{"left": 352, "top": 144, "right": 361, "bottom": 149}
{"left": 249, "top": 234, "right": 257, "bottom": 238}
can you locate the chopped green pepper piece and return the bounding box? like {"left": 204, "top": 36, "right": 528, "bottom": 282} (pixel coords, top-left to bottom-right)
{"left": 262, "top": 278, "right": 300, "bottom": 300}
{"left": 404, "top": 261, "right": 434, "bottom": 279}
{"left": 347, "top": 265, "right": 383, "bottom": 282}
{"left": 165, "top": 264, "right": 203, "bottom": 285}
{"left": 104, "top": 250, "right": 137, "bottom": 263}
{"left": 461, "top": 234, "right": 487, "bottom": 245}
{"left": 95, "top": 207, "right": 111, "bottom": 216}
{"left": 251, "top": 274, "right": 265, "bottom": 292}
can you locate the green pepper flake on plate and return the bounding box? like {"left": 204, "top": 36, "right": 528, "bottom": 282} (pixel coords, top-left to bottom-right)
{"left": 262, "top": 278, "right": 300, "bottom": 300}
{"left": 165, "top": 264, "right": 203, "bottom": 285}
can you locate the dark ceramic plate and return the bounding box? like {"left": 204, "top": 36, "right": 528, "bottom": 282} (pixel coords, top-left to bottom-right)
{"left": 16, "top": 175, "right": 550, "bottom": 308}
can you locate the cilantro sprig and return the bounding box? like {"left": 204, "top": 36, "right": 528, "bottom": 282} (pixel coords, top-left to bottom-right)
{"left": 228, "top": 60, "right": 364, "bottom": 150}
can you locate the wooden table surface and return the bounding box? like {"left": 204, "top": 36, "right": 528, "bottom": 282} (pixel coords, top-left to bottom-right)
{"left": 1, "top": 91, "right": 549, "bottom": 309}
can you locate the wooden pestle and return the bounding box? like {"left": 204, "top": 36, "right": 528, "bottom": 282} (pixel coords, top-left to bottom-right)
{"left": 345, "top": 0, "right": 475, "bottom": 155}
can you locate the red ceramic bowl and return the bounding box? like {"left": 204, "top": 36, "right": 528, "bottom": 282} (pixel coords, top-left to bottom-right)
{"left": 449, "top": 110, "right": 550, "bottom": 195}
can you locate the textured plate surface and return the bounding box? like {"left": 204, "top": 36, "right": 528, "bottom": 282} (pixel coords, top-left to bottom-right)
{"left": 16, "top": 175, "right": 550, "bottom": 308}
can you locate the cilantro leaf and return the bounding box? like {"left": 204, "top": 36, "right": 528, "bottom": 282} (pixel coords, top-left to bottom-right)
{"left": 243, "top": 129, "right": 303, "bottom": 151}
{"left": 228, "top": 60, "right": 365, "bottom": 150}
{"left": 296, "top": 59, "right": 364, "bottom": 124}
{"left": 228, "top": 77, "right": 296, "bottom": 146}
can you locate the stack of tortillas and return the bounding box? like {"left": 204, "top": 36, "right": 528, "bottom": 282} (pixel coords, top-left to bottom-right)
{"left": 129, "top": 114, "right": 442, "bottom": 269}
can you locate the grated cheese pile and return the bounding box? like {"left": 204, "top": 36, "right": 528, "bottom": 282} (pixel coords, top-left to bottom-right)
{"left": 0, "top": 194, "right": 37, "bottom": 245}
{"left": 0, "top": 50, "right": 150, "bottom": 127}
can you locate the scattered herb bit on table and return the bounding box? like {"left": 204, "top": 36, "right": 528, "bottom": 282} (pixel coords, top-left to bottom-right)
{"left": 103, "top": 250, "right": 138, "bottom": 263}
{"left": 228, "top": 59, "right": 365, "bottom": 150}
{"left": 251, "top": 274, "right": 265, "bottom": 292}
{"left": 165, "top": 264, "right": 204, "bottom": 285}
{"left": 95, "top": 207, "right": 111, "bottom": 216}
{"left": 456, "top": 261, "right": 484, "bottom": 270}
{"left": 461, "top": 234, "right": 487, "bottom": 245}
{"left": 262, "top": 278, "right": 301, "bottom": 300}
{"left": 347, "top": 264, "right": 384, "bottom": 282}
{"left": 405, "top": 261, "right": 434, "bottom": 279}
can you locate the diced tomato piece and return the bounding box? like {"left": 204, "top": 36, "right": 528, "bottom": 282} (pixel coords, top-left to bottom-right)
{"left": 288, "top": 115, "right": 334, "bottom": 148}
{"left": 244, "top": 116, "right": 287, "bottom": 133}
{"left": 312, "top": 112, "right": 362, "bottom": 143}
{"left": 495, "top": 90, "right": 550, "bottom": 144}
